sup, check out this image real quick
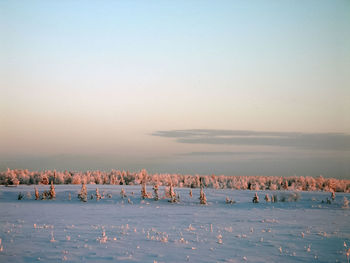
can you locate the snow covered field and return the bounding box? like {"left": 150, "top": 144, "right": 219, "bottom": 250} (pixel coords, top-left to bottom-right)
{"left": 0, "top": 185, "right": 349, "bottom": 263}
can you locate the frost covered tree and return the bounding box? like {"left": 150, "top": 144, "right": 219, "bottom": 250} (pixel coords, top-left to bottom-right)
{"left": 49, "top": 181, "right": 56, "bottom": 199}
{"left": 153, "top": 185, "right": 159, "bottom": 201}
{"left": 169, "top": 184, "right": 177, "bottom": 203}
{"left": 35, "top": 187, "right": 39, "bottom": 200}
{"left": 95, "top": 188, "right": 101, "bottom": 200}
{"left": 40, "top": 175, "right": 49, "bottom": 185}
{"left": 264, "top": 194, "right": 270, "bottom": 202}
{"left": 271, "top": 194, "right": 278, "bottom": 203}
{"left": 78, "top": 183, "right": 87, "bottom": 202}
{"left": 252, "top": 192, "right": 259, "bottom": 203}
{"left": 331, "top": 191, "right": 336, "bottom": 201}
{"left": 18, "top": 192, "right": 24, "bottom": 200}
{"left": 199, "top": 187, "right": 207, "bottom": 205}
{"left": 140, "top": 170, "right": 149, "bottom": 199}
{"left": 343, "top": 197, "right": 349, "bottom": 209}
{"left": 141, "top": 182, "right": 147, "bottom": 199}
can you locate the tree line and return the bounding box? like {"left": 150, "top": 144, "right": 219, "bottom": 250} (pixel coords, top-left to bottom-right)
{"left": 1, "top": 168, "right": 349, "bottom": 192}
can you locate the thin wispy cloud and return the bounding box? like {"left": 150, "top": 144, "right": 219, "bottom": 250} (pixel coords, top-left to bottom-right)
{"left": 152, "top": 129, "right": 350, "bottom": 151}
{"left": 176, "top": 151, "right": 278, "bottom": 156}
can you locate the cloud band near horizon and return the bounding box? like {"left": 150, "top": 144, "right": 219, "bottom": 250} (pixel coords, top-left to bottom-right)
{"left": 152, "top": 129, "right": 350, "bottom": 151}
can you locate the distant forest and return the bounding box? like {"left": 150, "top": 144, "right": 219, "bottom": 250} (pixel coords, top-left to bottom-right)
{"left": 1, "top": 169, "right": 349, "bottom": 192}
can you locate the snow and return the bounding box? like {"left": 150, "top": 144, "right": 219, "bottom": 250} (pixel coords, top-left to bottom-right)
{"left": 0, "top": 185, "right": 349, "bottom": 262}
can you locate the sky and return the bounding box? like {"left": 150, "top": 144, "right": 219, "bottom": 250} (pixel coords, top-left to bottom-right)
{"left": 0, "top": 0, "right": 349, "bottom": 178}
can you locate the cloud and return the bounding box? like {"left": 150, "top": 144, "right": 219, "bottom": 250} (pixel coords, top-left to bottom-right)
{"left": 152, "top": 129, "right": 350, "bottom": 151}
{"left": 176, "top": 151, "right": 277, "bottom": 156}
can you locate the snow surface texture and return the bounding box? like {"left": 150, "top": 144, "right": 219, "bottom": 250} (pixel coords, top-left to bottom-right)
{"left": 0, "top": 185, "right": 349, "bottom": 263}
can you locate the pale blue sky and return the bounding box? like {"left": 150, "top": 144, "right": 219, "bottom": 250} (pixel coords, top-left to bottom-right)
{"left": 1, "top": 0, "right": 349, "bottom": 177}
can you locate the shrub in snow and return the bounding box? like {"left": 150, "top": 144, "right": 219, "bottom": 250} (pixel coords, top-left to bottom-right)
{"left": 49, "top": 181, "right": 56, "bottom": 199}
{"left": 97, "top": 230, "right": 108, "bottom": 243}
{"left": 18, "top": 192, "right": 24, "bottom": 200}
{"left": 272, "top": 194, "right": 278, "bottom": 202}
{"left": 331, "top": 191, "right": 336, "bottom": 201}
{"left": 343, "top": 197, "right": 349, "bottom": 209}
{"left": 264, "top": 194, "right": 270, "bottom": 202}
{"left": 120, "top": 188, "right": 126, "bottom": 198}
{"left": 141, "top": 182, "right": 147, "bottom": 199}
{"left": 35, "top": 187, "right": 39, "bottom": 200}
{"left": 50, "top": 231, "right": 56, "bottom": 242}
{"left": 41, "top": 190, "right": 50, "bottom": 200}
{"left": 153, "top": 185, "right": 159, "bottom": 201}
{"left": 189, "top": 189, "right": 193, "bottom": 198}
{"left": 78, "top": 183, "right": 87, "bottom": 202}
{"left": 140, "top": 169, "right": 151, "bottom": 199}
{"left": 169, "top": 184, "right": 177, "bottom": 203}
{"left": 280, "top": 192, "right": 301, "bottom": 202}
{"left": 199, "top": 187, "right": 207, "bottom": 205}
{"left": 324, "top": 198, "right": 331, "bottom": 204}
{"left": 226, "top": 196, "right": 235, "bottom": 204}
{"left": 252, "top": 193, "right": 259, "bottom": 203}
{"left": 290, "top": 192, "right": 301, "bottom": 202}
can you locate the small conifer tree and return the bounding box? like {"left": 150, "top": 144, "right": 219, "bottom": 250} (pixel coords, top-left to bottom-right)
{"left": 78, "top": 183, "right": 87, "bottom": 202}
{"left": 272, "top": 194, "right": 278, "bottom": 203}
{"left": 18, "top": 192, "right": 24, "bottom": 200}
{"left": 169, "top": 184, "right": 177, "bottom": 203}
{"left": 141, "top": 182, "right": 147, "bottom": 199}
{"left": 199, "top": 186, "right": 207, "bottom": 205}
{"left": 49, "top": 181, "right": 56, "bottom": 199}
{"left": 252, "top": 192, "right": 259, "bottom": 203}
{"left": 343, "top": 197, "right": 349, "bottom": 209}
{"left": 95, "top": 188, "right": 101, "bottom": 200}
{"left": 153, "top": 185, "right": 159, "bottom": 201}
{"left": 120, "top": 188, "right": 126, "bottom": 198}
{"left": 264, "top": 194, "right": 270, "bottom": 202}
{"left": 331, "top": 191, "right": 336, "bottom": 201}
{"left": 35, "top": 187, "right": 40, "bottom": 200}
